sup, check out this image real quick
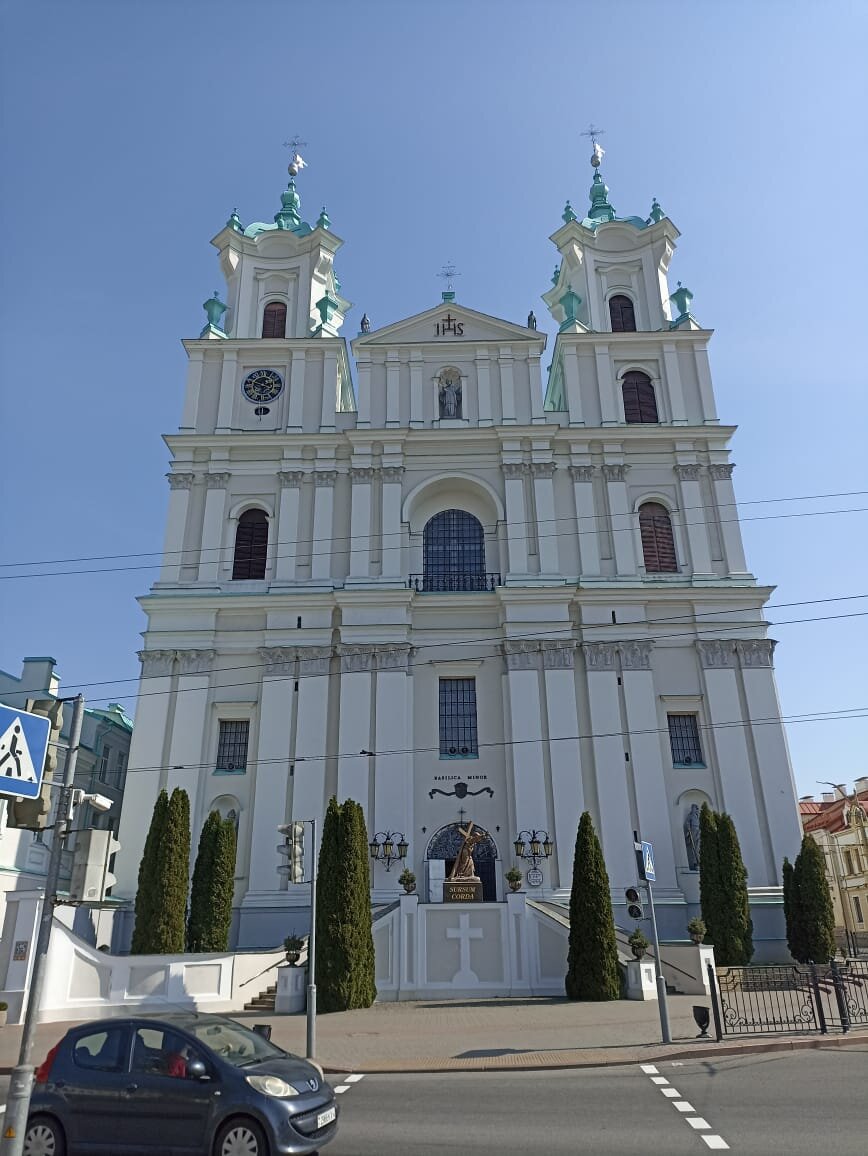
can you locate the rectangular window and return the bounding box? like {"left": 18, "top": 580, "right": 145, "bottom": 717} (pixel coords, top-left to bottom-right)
{"left": 844, "top": 850, "right": 855, "bottom": 876}
{"left": 854, "top": 896, "right": 864, "bottom": 925}
{"left": 113, "top": 751, "right": 127, "bottom": 789}
{"left": 439, "top": 678, "right": 478, "bottom": 758}
{"left": 216, "top": 720, "right": 249, "bottom": 773}
{"left": 667, "top": 713, "right": 704, "bottom": 766}
{"left": 98, "top": 745, "right": 111, "bottom": 782}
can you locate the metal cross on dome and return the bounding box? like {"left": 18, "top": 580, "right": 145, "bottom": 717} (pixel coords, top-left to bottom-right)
{"left": 437, "top": 261, "right": 461, "bottom": 292}
{"left": 284, "top": 135, "right": 308, "bottom": 175}
{"left": 581, "top": 124, "right": 606, "bottom": 167}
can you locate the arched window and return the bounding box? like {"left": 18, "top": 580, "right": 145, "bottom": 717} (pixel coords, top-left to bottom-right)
{"left": 232, "top": 509, "right": 268, "bottom": 580}
{"left": 639, "top": 502, "right": 678, "bottom": 573}
{"left": 622, "top": 371, "right": 659, "bottom": 424}
{"left": 422, "top": 509, "right": 486, "bottom": 591}
{"left": 261, "top": 301, "right": 287, "bottom": 339}
{"left": 609, "top": 294, "right": 636, "bottom": 332}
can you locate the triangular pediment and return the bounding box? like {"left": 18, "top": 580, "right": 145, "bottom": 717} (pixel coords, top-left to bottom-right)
{"left": 351, "top": 302, "right": 546, "bottom": 350}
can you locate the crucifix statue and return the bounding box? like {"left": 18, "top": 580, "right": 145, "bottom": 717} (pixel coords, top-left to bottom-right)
{"left": 449, "top": 821, "right": 486, "bottom": 882}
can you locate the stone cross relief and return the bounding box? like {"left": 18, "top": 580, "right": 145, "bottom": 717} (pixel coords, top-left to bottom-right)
{"left": 446, "top": 914, "right": 483, "bottom": 985}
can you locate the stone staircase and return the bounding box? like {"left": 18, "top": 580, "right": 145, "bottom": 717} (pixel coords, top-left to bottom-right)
{"left": 243, "top": 982, "right": 278, "bottom": 1013}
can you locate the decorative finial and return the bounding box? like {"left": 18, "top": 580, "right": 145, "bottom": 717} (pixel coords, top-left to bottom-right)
{"left": 275, "top": 178, "right": 301, "bottom": 230}
{"left": 201, "top": 290, "right": 227, "bottom": 333}
{"left": 669, "top": 281, "right": 695, "bottom": 327}
{"left": 562, "top": 200, "right": 577, "bottom": 223}
{"left": 581, "top": 124, "right": 605, "bottom": 167}
{"left": 227, "top": 208, "right": 243, "bottom": 232}
{"left": 648, "top": 197, "right": 664, "bottom": 224}
{"left": 317, "top": 205, "right": 330, "bottom": 231}
{"left": 437, "top": 260, "right": 461, "bottom": 302}
{"left": 558, "top": 283, "right": 582, "bottom": 331}
{"left": 284, "top": 135, "right": 308, "bottom": 177}
{"left": 552, "top": 264, "right": 561, "bottom": 285}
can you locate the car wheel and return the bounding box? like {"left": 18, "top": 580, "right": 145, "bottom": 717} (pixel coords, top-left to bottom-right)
{"left": 214, "top": 1117, "right": 270, "bottom": 1156}
{"left": 23, "top": 1116, "right": 66, "bottom": 1156}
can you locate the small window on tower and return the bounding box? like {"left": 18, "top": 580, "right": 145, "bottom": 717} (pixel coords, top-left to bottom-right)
{"left": 639, "top": 502, "right": 678, "bottom": 572}
{"left": 667, "top": 713, "right": 704, "bottom": 766}
{"left": 622, "top": 371, "right": 659, "bottom": 424}
{"left": 232, "top": 509, "right": 269, "bottom": 580}
{"left": 261, "top": 301, "right": 287, "bottom": 339}
{"left": 609, "top": 294, "right": 637, "bottom": 332}
{"left": 216, "top": 721, "right": 249, "bottom": 774}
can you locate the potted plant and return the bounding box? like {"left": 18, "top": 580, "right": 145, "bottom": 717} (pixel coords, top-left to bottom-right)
{"left": 505, "top": 866, "right": 523, "bottom": 893}
{"left": 398, "top": 867, "right": 416, "bottom": 894}
{"left": 283, "top": 933, "right": 305, "bottom": 966}
{"left": 628, "top": 929, "right": 649, "bottom": 959}
{"left": 687, "top": 917, "right": 706, "bottom": 945}
{"left": 0, "top": 1001, "right": 8, "bottom": 1027}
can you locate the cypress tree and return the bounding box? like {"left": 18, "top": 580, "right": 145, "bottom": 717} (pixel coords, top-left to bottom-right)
{"left": 782, "top": 856, "right": 797, "bottom": 959}
{"left": 790, "top": 834, "right": 836, "bottom": 963}
{"left": 715, "top": 813, "right": 754, "bottom": 964}
{"left": 342, "top": 799, "right": 377, "bottom": 1008}
{"left": 698, "top": 803, "right": 721, "bottom": 948}
{"left": 315, "top": 797, "right": 349, "bottom": 1012}
{"left": 565, "top": 811, "right": 620, "bottom": 1001}
{"left": 187, "top": 812, "right": 236, "bottom": 952}
{"left": 131, "top": 789, "right": 169, "bottom": 953}
{"left": 149, "top": 787, "right": 191, "bottom": 954}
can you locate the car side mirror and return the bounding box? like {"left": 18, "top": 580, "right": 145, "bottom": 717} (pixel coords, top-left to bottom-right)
{"left": 187, "top": 1058, "right": 208, "bottom": 1080}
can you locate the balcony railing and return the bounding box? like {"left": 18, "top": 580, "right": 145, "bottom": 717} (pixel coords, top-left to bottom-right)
{"left": 408, "top": 572, "right": 502, "bottom": 593}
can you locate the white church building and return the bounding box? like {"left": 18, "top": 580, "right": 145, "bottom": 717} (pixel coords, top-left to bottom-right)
{"left": 115, "top": 146, "right": 802, "bottom": 962}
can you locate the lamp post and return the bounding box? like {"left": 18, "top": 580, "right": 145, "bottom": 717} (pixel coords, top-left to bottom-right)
{"left": 513, "top": 829, "right": 554, "bottom": 867}
{"left": 369, "top": 831, "right": 409, "bottom": 872}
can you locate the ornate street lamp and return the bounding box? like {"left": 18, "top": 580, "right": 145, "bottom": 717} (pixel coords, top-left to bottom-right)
{"left": 369, "top": 831, "right": 409, "bottom": 872}
{"left": 514, "top": 829, "right": 554, "bottom": 868}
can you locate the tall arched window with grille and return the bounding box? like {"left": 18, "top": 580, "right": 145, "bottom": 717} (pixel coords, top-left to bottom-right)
{"left": 639, "top": 502, "right": 678, "bottom": 573}
{"left": 422, "top": 510, "right": 486, "bottom": 591}
{"left": 622, "top": 371, "right": 659, "bottom": 423}
{"left": 232, "top": 509, "right": 269, "bottom": 580}
{"left": 609, "top": 294, "right": 636, "bottom": 332}
{"left": 261, "top": 301, "right": 287, "bottom": 338}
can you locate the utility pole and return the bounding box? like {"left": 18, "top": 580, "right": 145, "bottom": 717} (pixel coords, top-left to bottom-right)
{"left": 306, "top": 817, "right": 317, "bottom": 1060}
{"left": 1, "top": 695, "right": 84, "bottom": 1156}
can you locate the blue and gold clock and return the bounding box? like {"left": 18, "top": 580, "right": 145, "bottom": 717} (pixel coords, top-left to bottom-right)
{"left": 241, "top": 368, "right": 284, "bottom": 404}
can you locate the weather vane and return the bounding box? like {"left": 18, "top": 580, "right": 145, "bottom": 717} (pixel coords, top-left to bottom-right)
{"left": 283, "top": 135, "right": 308, "bottom": 176}
{"left": 437, "top": 261, "right": 461, "bottom": 292}
{"left": 581, "top": 124, "right": 606, "bottom": 167}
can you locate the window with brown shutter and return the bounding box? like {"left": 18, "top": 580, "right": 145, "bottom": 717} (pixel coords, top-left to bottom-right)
{"left": 622, "top": 371, "right": 659, "bottom": 423}
{"left": 639, "top": 502, "right": 678, "bottom": 572}
{"left": 609, "top": 294, "right": 637, "bottom": 332}
{"left": 232, "top": 509, "right": 269, "bottom": 580}
{"left": 261, "top": 301, "right": 287, "bottom": 338}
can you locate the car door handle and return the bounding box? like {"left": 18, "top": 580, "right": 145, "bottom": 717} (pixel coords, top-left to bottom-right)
{"left": 126, "top": 1083, "right": 138, "bottom": 1093}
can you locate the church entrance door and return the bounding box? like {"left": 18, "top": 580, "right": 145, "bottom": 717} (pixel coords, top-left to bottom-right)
{"left": 427, "top": 822, "right": 499, "bottom": 902}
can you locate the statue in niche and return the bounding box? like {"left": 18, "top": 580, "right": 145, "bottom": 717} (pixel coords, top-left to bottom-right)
{"left": 438, "top": 367, "right": 462, "bottom": 419}
{"left": 684, "top": 803, "right": 701, "bottom": 870}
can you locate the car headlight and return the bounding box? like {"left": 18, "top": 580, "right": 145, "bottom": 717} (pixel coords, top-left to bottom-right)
{"left": 246, "top": 1074, "right": 301, "bottom": 1098}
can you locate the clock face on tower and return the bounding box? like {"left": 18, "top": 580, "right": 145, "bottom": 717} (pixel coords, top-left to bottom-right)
{"left": 241, "top": 368, "right": 284, "bottom": 404}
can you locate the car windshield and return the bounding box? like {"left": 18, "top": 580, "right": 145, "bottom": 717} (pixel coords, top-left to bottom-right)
{"left": 186, "top": 1019, "right": 287, "bottom": 1067}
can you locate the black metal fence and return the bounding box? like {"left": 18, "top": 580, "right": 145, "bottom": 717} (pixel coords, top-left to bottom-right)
{"left": 408, "top": 572, "right": 502, "bottom": 592}
{"left": 708, "top": 959, "right": 868, "bottom": 1039}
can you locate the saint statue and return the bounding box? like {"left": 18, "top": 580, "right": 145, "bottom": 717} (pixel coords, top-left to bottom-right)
{"left": 684, "top": 803, "right": 701, "bottom": 870}
{"left": 360, "top": 313, "right": 371, "bottom": 334}
{"left": 449, "top": 821, "right": 487, "bottom": 882}
{"left": 438, "top": 368, "right": 462, "bottom": 419}
{"left": 527, "top": 310, "right": 537, "bottom": 330}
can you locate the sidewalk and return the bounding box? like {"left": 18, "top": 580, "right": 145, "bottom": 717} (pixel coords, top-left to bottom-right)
{"left": 2, "top": 996, "right": 865, "bottom": 1076}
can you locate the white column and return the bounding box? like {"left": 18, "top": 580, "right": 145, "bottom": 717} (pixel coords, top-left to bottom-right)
{"left": 292, "top": 648, "right": 333, "bottom": 825}
{"left": 337, "top": 649, "right": 373, "bottom": 826}
{"left": 409, "top": 353, "right": 423, "bottom": 427}
{"left": 676, "top": 464, "right": 713, "bottom": 576}
{"left": 528, "top": 351, "right": 545, "bottom": 423}
{"left": 603, "top": 463, "right": 636, "bottom": 575}
{"left": 595, "top": 346, "right": 618, "bottom": 424}
{"left": 160, "top": 472, "right": 195, "bottom": 582}
{"left": 348, "top": 467, "right": 374, "bottom": 579}
{"left": 311, "top": 470, "right": 337, "bottom": 581}
{"left": 662, "top": 342, "right": 687, "bottom": 423}
{"left": 248, "top": 658, "right": 294, "bottom": 892}
{"left": 569, "top": 464, "right": 601, "bottom": 577}
{"left": 321, "top": 349, "right": 338, "bottom": 431}
{"left": 275, "top": 471, "right": 304, "bottom": 581}
{"left": 710, "top": 464, "right": 750, "bottom": 574}
{"left": 503, "top": 645, "right": 550, "bottom": 877}
{"left": 386, "top": 352, "right": 401, "bottom": 427}
{"left": 356, "top": 358, "right": 372, "bottom": 427}
{"left": 373, "top": 647, "right": 412, "bottom": 895}
{"left": 198, "top": 472, "right": 231, "bottom": 583}
{"left": 541, "top": 643, "right": 583, "bottom": 889}
{"left": 180, "top": 351, "right": 205, "bottom": 431}
{"left": 694, "top": 346, "right": 719, "bottom": 423}
{"left": 476, "top": 349, "right": 493, "bottom": 425}
{"left": 499, "top": 347, "right": 516, "bottom": 423}
{"left": 215, "top": 351, "right": 237, "bottom": 432}
{"left": 503, "top": 463, "right": 529, "bottom": 576}
{"left": 697, "top": 641, "right": 768, "bottom": 884}
{"left": 736, "top": 640, "right": 801, "bottom": 880}
{"left": 530, "top": 462, "right": 559, "bottom": 575}
{"left": 619, "top": 642, "right": 678, "bottom": 893}
{"left": 287, "top": 349, "right": 306, "bottom": 431}
{"left": 562, "top": 346, "right": 584, "bottom": 425}
{"left": 166, "top": 650, "right": 215, "bottom": 824}
{"left": 380, "top": 464, "right": 404, "bottom": 580}
{"left": 582, "top": 643, "right": 635, "bottom": 890}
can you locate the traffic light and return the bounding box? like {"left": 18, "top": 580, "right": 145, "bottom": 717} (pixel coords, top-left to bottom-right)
{"left": 277, "top": 821, "right": 306, "bottom": 883}
{"left": 625, "top": 886, "right": 645, "bottom": 920}
{"left": 69, "top": 830, "right": 121, "bottom": 902}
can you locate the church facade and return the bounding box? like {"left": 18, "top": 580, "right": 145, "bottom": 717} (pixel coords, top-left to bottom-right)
{"left": 115, "top": 150, "right": 802, "bottom": 955}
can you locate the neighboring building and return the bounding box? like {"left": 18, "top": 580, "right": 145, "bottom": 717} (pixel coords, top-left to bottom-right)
{"left": 0, "top": 657, "right": 132, "bottom": 938}
{"left": 799, "top": 781, "right": 868, "bottom": 954}
{"left": 115, "top": 146, "right": 802, "bottom": 958}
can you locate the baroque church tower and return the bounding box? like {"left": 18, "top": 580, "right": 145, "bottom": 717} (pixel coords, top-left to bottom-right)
{"left": 117, "top": 144, "right": 801, "bottom": 967}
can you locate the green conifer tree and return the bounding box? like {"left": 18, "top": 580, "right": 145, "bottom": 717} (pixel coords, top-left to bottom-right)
{"left": 187, "top": 812, "right": 236, "bottom": 952}
{"left": 565, "top": 811, "right": 620, "bottom": 1001}
{"left": 698, "top": 803, "right": 720, "bottom": 950}
{"left": 131, "top": 789, "right": 169, "bottom": 954}
{"left": 782, "top": 856, "right": 797, "bottom": 959}
{"left": 791, "top": 834, "right": 836, "bottom": 963}
{"left": 342, "top": 799, "right": 377, "bottom": 1008}
{"left": 715, "top": 813, "right": 754, "bottom": 964}
{"left": 149, "top": 787, "right": 191, "bottom": 954}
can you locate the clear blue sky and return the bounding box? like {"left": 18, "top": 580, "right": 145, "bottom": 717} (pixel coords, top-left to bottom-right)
{"left": 1, "top": 0, "right": 866, "bottom": 798}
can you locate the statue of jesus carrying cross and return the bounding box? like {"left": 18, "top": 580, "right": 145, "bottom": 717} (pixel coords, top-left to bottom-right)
{"left": 448, "top": 821, "right": 487, "bottom": 882}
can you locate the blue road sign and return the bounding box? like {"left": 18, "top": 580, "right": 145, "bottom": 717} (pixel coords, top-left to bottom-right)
{"left": 0, "top": 703, "right": 51, "bottom": 799}
{"left": 641, "top": 840, "right": 656, "bottom": 883}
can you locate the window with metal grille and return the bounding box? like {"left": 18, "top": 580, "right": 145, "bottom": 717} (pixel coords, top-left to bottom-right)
{"left": 261, "top": 301, "right": 287, "bottom": 338}
{"left": 622, "top": 371, "right": 659, "bottom": 424}
{"left": 423, "top": 509, "right": 486, "bottom": 591}
{"left": 609, "top": 294, "right": 637, "bottom": 332}
{"left": 639, "top": 502, "right": 678, "bottom": 572}
{"left": 439, "top": 678, "right": 478, "bottom": 758}
{"left": 216, "top": 720, "right": 249, "bottom": 773}
{"left": 232, "top": 509, "right": 269, "bottom": 580}
{"left": 667, "top": 714, "right": 704, "bottom": 765}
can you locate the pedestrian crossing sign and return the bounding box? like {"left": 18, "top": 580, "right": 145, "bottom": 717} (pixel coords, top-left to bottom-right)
{"left": 641, "top": 840, "right": 656, "bottom": 882}
{"left": 0, "top": 703, "right": 52, "bottom": 799}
